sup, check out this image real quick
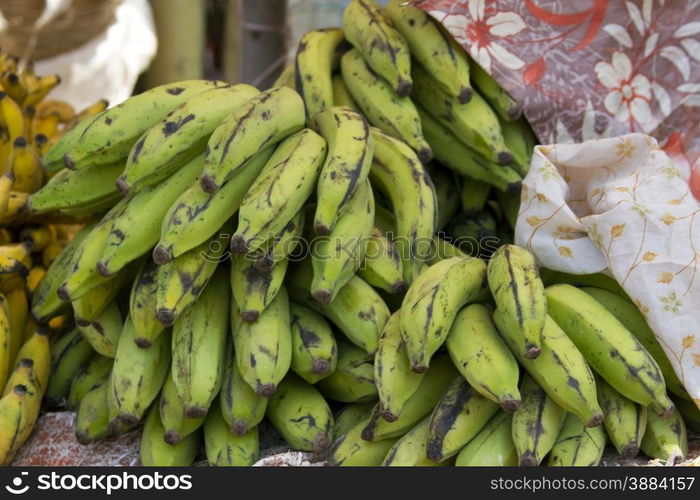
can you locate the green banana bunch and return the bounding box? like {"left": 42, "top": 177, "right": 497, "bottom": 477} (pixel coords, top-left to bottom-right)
{"left": 159, "top": 371, "right": 205, "bottom": 444}
{"left": 582, "top": 287, "right": 690, "bottom": 401}
{"left": 45, "top": 327, "right": 95, "bottom": 406}
{"left": 77, "top": 300, "right": 123, "bottom": 357}
{"left": 312, "top": 106, "right": 373, "bottom": 235}
{"left": 154, "top": 147, "right": 273, "bottom": 264}
{"left": 493, "top": 310, "right": 603, "bottom": 426}
{"left": 334, "top": 401, "right": 376, "bottom": 438}
{"left": 641, "top": 410, "right": 687, "bottom": 464}
{"left": 547, "top": 413, "right": 606, "bottom": 466}
{"left": 63, "top": 79, "right": 225, "bottom": 170}
{"left": 171, "top": 270, "right": 229, "bottom": 417}
{"left": 287, "top": 261, "right": 389, "bottom": 355}
{"left": 295, "top": 28, "right": 347, "bottom": 119}
{"left": 341, "top": 49, "right": 431, "bottom": 162}
{"left": 31, "top": 222, "right": 94, "bottom": 323}
{"left": 129, "top": 259, "right": 164, "bottom": 347}
{"left": 446, "top": 304, "right": 520, "bottom": 411}
{"left": 27, "top": 161, "right": 123, "bottom": 213}
{"left": 71, "top": 263, "right": 136, "bottom": 323}
{"left": 311, "top": 179, "right": 374, "bottom": 303}
{"left": 231, "top": 286, "right": 291, "bottom": 396}
{"left": 332, "top": 74, "right": 358, "bottom": 110}
{"left": 383, "top": 419, "right": 447, "bottom": 467}
{"left": 361, "top": 355, "right": 457, "bottom": 441}
{"left": 400, "top": 256, "right": 487, "bottom": 372}
{"left": 267, "top": 373, "right": 334, "bottom": 452}
{"left": 370, "top": 128, "right": 437, "bottom": 283}
{"left": 545, "top": 284, "right": 674, "bottom": 416}
{"left": 220, "top": 351, "right": 268, "bottom": 435}
{"left": 417, "top": 106, "right": 521, "bottom": 192}
{"left": 428, "top": 163, "right": 461, "bottom": 232}
{"left": 374, "top": 311, "right": 423, "bottom": 422}
{"left": 118, "top": 84, "right": 260, "bottom": 193}
{"left": 67, "top": 354, "right": 113, "bottom": 409}
{"left": 499, "top": 116, "right": 535, "bottom": 178}
{"left": 412, "top": 61, "right": 512, "bottom": 165}
{"left": 200, "top": 86, "right": 306, "bottom": 193}
{"left": 74, "top": 378, "right": 111, "bottom": 444}
{"left": 511, "top": 374, "right": 567, "bottom": 466}
{"left": 97, "top": 154, "right": 205, "bottom": 277}
{"left": 43, "top": 114, "right": 100, "bottom": 172}
{"left": 455, "top": 411, "right": 518, "bottom": 466}
{"left": 384, "top": 0, "right": 471, "bottom": 102}
{"left": 289, "top": 303, "right": 337, "bottom": 384}
{"left": 230, "top": 128, "right": 326, "bottom": 254}
{"left": 343, "top": 0, "right": 412, "bottom": 97}
{"left": 317, "top": 340, "right": 377, "bottom": 403}
{"left": 204, "top": 398, "right": 259, "bottom": 466}
{"left": 597, "top": 375, "right": 647, "bottom": 458}
{"left": 427, "top": 376, "right": 499, "bottom": 462}
{"left": 140, "top": 403, "right": 201, "bottom": 467}
{"left": 330, "top": 417, "right": 398, "bottom": 466}
{"left": 231, "top": 251, "right": 288, "bottom": 323}
{"left": 469, "top": 61, "right": 521, "bottom": 122}
{"left": 460, "top": 177, "right": 491, "bottom": 215}
{"left": 111, "top": 316, "right": 171, "bottom": 425}
{"left": 154, "top": 227, "right": 229, "bottom": 327}
{"left": 487, "top": 244, "right": 546, "bottom": 358}
{"left": 358, "top": 227, "right": 405, "bottom": 293}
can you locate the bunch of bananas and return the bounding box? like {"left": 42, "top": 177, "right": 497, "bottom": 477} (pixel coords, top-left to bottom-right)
{"left": 21, "top": 0, "right": 697, "bottom": 467}
{"left": 0, "top": 48, "right": 109, "bottom": 465}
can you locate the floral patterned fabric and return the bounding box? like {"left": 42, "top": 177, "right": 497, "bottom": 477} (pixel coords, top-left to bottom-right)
{"left": 417, "top": 0, "right": 700, "bottom": 199}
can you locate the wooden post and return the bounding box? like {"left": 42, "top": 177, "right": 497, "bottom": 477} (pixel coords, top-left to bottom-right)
{"left": 222, "top": 0, "right": 242, "bottom": 84}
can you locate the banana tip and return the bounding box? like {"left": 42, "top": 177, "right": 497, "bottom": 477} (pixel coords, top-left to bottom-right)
{"left": 152, "top": 246, "right": 173, "bottom": 265}
{"left": 390, "top": 281, "right": 406, "bottom": 294}
{"left": 410, "top": 363, "right": 428, "bottom": 374}
{"left": 155, "top": 309, "right": 176, "bottom": 327}
{"left": 115, "top": 177, "right": 129, "bottom": 195}
{"left": 497, "top": 151, "right": 514, "bottom": 166}
{"left": 75, "top": 431, "right": 92, "bottom": 446}
{"left": 417, "top": 147, "right": 433, "bottom": 164}
{"left": 185, "top": 406, "right": 206, "bottom": 419}
{"left": 311, "top": 359, "right": 331, "bottom": 375}
{"left": 396, "top": 79, "right": 412, "bottom": 98}
{"left": 163, "top": 430, "right": 182, "bottom": 445}
{"left": 118, "top": 414, "right": 139, "bottom": 426}
{"left": 56, "top": 283, "right": 71, "bottom": 302}
{"left": 457, "top": 87, "right": 473, "bottom": 104}
{"left": 659, "top": 403, "right": 676, "bottom": 419}
{"left": 313, "top": 223, "right": 331, "bottom": 236}
{"left": 312, "top": 289, "right": 333, "bottom": 304}
{"left": 313, "top": 432, "right": 331, "bottom": 452}
{"left": 519, "top": 453, "right": 539, "bottom": 467}
{"left": 379, "top": 409, "right": 398, "bottom": 423}
{"left": 96, "top": 261, "right": 112, "bottom": 277}
{"left": 256, "top": 383, "right": 277, "bottom": 397}
{"left": 63, "top": 153, "right": 75, "bottom": 170}
{"left": 620, "top": 443, "right": 640, "bottom": 459}
{"left": 586, "top": 413, "right": 604, "bottom": 427}
{"left": 200, "top": 175, "right": 219, "bottom": 194}
{"left": 230, "top": 235, "right": 248, "bottom": 254}
{"left": 231, "top": 421, "right": 249, "bottom": 436}
{"left": 134, "top": 337, "right": 152, "bottom": 349}
{"left": 523, "top": 346, "right": 541, "bottom": 359}
{"left": 500, "top": 399, "right": 521, "bottom": 413}
{"left": 240, "top": 310, "right": 260, "bottom": 323}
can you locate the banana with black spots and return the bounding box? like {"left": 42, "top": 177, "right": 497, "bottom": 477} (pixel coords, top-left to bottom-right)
{"left": 597, "top": 375, "right": 647, "bottom": 458}
{"left": 641, "top": 409, "right": 687, "bottom": 465}
{"left": 330, "top": 417, "right": 398, "bottom": 466}
{"left": 159, "top": 371, "right": 205, "bottom": 444}
{"left": 74, "top": 378, "right": 111, "bottom": 444}
{"left": 77, "top": 300, "right": 123, "bottom": 357}
{"left": 383, "top": 419, "right": 447, "bottom": 467}
{"left": 547, "top": 413, "right": 607, "bottom": 466}
{"left": 289, "top": 303, "right": 337, "bottom": 384}
{"left": 0, "top": 385, "right": 34, "bottom": 465}
{"left": 334, "top": 402, "right": 376, "bottom": 438}
{"left": 220, "top": 351, "right": 268, "bottom": 436}
{"left": 204, "top": 398, "right": 259, "bottom": 466}
{"left": 317, "top": 340, "right": 376, "bottom": 403}
{"left": 250, "top": 209, "right": 305, "bottom": 272}
{"left": 470, "top": 61, "right": 521, "bottom": 122}
{"left": 358, "top": 227, "right": 405, "bottom": 294}
{"left": 67, "top": 354, "right": 113, "bottom": 409}
{"left": 72, "top": 263, "right": 137, "bottom": 324}
{"left": 500, "top": 116, "right": 535, "bottom": 178}
{"left": 13, "top": 328, "right": 50, "bottom": 391}
{"left": 130, "top": 259, "right": 164, "bottom": 348}
{"left": 455, "top": 411, "right": 518, "bottom": 466}
{"left": 140, "top": 403, "right": 201, "bottom": 466}
{"left": 42, "top": 113, "right": 99, "bottom": 172}
{"left": 45, "top": 327, "right": 95, "bottom": 406}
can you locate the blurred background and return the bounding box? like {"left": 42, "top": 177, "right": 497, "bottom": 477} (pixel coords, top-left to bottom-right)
{"left": 0, "top": 0, "right": 388, "bottom": 109}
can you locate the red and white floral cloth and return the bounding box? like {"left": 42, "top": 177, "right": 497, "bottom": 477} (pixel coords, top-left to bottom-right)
{"left": 417, "top": 0, "right": 700, "bottom": 200}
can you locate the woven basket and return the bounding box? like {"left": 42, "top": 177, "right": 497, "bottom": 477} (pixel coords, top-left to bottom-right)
{"left": 0, "top": 0, "right": 121, "bottom": 60}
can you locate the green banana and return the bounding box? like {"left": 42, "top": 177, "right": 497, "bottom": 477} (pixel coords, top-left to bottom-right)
{"left": 311, "top": 179, "right": 374, "bottom": 303}
{"left": 74, "top": 378, "right": 111, "bottom": 444}
{"left": 358, "top": 227, "right": 405, "bottom": 293}
{"left": 446, "top": 304, "right": 521, "bottom": 411}
{"left": 332, "top": 74, "right": 358, "bottom": 109}
{"left": 427, "top": 236, "right": 469, "bottom": 265}
{"left": 27, "top": 161, "right": 124, "bottom": 213}
{"left": 494, "top": 188, "right": 520, "bottom": 229}
{"left": 547, "top": 413, "right": 607, "bottom": 466}
{"left": 641, "top": 409, "right": 687, "bottom": 464}
{"left": 171, "top": 270, "right": 229, "bottom": 417}
{"left": 153, "top": 147, "right": 273, "bottom": 264}
{"left": 383, "top": 419, "right": 449, "bottom": 467}
{"left": 539, "top": 269, "right": 630, "bottom": 299}
{"left": 111, "top": 316, "right": 171, "bottom": 424}
{"left": 455, "top": 411, "right": 518, "bottom": 466}
{"left": 470, "top": 61, "right": 521, "bottom": 122}
{"left": 295, "top": 28, "right": 347, "bottom": 119}
{"left": 43, "top": 113, "right": 100, "bottom": 172}
{"left": 220, "top": 351, "right": 268, "bottom": 436}
{"left": 487, "top": 244, "right": 546, "bottom": 358}
{"left": 447, "top": 209, "right": 499, "bottom": 258}
{"left": 45, "top": 327, "right": 95, "bottom": 406}
{"left": 231, "top": 286, "right": 291, "bottom": 396}
{"left": 97, "top": 154, "right": 205, "bottom": 277}
{"left": 140, "top": 403, "right": 201, "bottom": 466}
{"left": 673, "top": 398, "right": 700, "bottom": 433}
{"left": 312, "top": 106, "right": 373, "bottom": 235}
{"left": 267, "top": 373, "right": 334, "bottom": 452}
{"left": 77, "top": 299, "right": 123, "bottom": 357}
{"left": 460, "top": 177, "right": 491, "bottom": 214}
{"left": 511, "top": 374, "right": 567, "bottom": 466}
{"left": 374, "top": 311, "right": 423, "bottom": 422}
{"left": 128, "top": 259, "right": 163, "bottom": 348}
{"left": 343, "top": 0, "right": 412, "bottom": 97}
{"left": 546, "top": 284, "right": 674, "bottom": 416}
{"left": 361, "top": 355, "right": 457, "bottom": 441}
{"left": 330, "top": 417, "right": 398, "bottom": 466}
{"left": 200, "top": 86, "right": 305, "bottom": 193}
{"left": 71, "top": 262, "right": 137, "bottom": 323}
{"left": 289, "top": 303, "right": 337, "bottom": 384}
{"left": 427, "top": 164, "right": 461, "bottom": 232}
{"left": 383, "top": 0, "right": 471, "bottom": 102}
{"left": 317, "top": 340, "right": 377, "bottom": 403}
{"left": 118, "top": 84, "right": 260, "bottom": 193}
{"left": 500, "top": 116, "right": 535, "bottom": 177}
{"left": 400, "top": 256, "right": 487, "bottom": 372}
{"left": 597, "top": 375, "right": 647, "bottom": 458}
{"left": 250, "top": 209, "right": 305, "bottom": 272}
{"left": 204, "top": 398, "right": 259, "bottom": 466}
{"left": 159, "top": 371, "right": 205, "bottom": 444}
{"left": 231, "top": 251, "right": 288, "bottom": 324}
{"left": 581, "top": 287, "right": 690, "bottom": 401}
{"left": 341, "top": 49, "right": 431, "bottom": 162}
{"left": 334, "top": 402, "right": 376, "bottom": 438}
{"left": 65, "top": 79, "right": 225, "bottom": 170}
{"left": 67, "top": 354, "right": 113, "bottom": 409}
{"left": 493, "top": 310, "right": 603, "bottom": 426}
{"left": 272, "top": 63, "right": 295, "bottom": 89}
{"left": 412, "top": 61, "right": 512, "bottom": 165}
{"left": 418, "top": 105, "right": 521, "bottom": 192}
{"left": 427, "top": 376, "right": 499, "bottom": 462}
{"left": 370, "top": 128, "right": 437, "bottom": 283}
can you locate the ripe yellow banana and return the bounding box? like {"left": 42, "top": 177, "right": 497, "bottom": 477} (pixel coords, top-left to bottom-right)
{"left": 0, "top": 385, "right": 37, "bottom": 465}
{"left": 289, "top": 303, "right": 337, "bottom": 384}
{"left": 455, "top": 411, "right": 518, "bottom": 466}
{"left": 14, "top": 328, "right": 50, "bottom": 391}
{"left": 10, "top": 137, "right": 43, "bottom": 193}
{"left": 547, "top": 413, "right": 606, "bottom": 466}
{"left": 0, "top": 296, "right": 13, "bottom": 391}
